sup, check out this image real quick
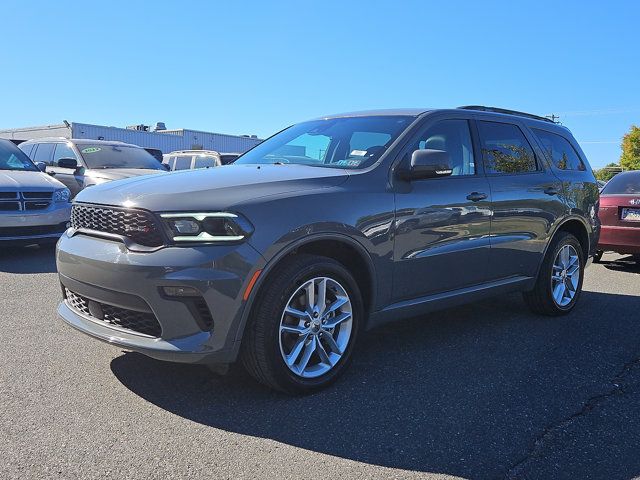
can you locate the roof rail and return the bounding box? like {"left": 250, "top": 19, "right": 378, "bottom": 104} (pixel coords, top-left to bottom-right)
{"left": 457, "top": 105, "right": 554, "bottom": 123}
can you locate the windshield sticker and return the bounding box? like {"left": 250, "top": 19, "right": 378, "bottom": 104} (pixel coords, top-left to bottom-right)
{"left": 336, "top": 159, "right": 363, "bottom": 167}
{"left": 350, "top": 149, "right": 367, "bottom": 157}
{"left": 81, "top": 147, "right": 101, "bottom": 154}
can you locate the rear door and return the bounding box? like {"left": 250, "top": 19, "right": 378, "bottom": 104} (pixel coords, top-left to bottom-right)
{"left": 392, "top": 116, "right": 492, "bottom": 301}
{"left": 476, "top": 119, "right": 567, "bottom": 280}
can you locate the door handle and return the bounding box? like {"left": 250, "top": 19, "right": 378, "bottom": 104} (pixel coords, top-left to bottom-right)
{"left": 466, "top": 192, "right": 488, "bottom": 202}
{"left": 544, "top": 186, "right": 560, "bottom": 196}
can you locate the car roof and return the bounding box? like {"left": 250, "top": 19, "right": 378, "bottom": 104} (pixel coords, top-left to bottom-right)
{"left": 318, "top": 107, "right": 572, "bottom": 135}
{"left": 21, "top": 137, "right": 142, "bottom": 148}
{"left": 168, "top": 150, "right": 220, "bottom": 155}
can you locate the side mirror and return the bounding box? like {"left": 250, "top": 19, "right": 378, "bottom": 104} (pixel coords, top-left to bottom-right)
{"left": 57, "top": 158, "right": 78, "bottom": 170}
{"left": 35, "top": 161, "right": 47, "bottom": 172}
{"left": 406, "top": 149, "right": 452, "bottom": 180}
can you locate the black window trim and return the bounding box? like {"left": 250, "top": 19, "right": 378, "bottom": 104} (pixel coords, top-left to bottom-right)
{"left": 474, "top": 118, "right": 544, "bottom": 177}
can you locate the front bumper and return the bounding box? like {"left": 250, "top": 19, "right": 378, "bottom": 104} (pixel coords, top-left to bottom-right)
{"left": 0, "top": 203, "right": 71, "bottom": 242}
{"left": 598, "top": 225, "right": 640, "bottom": 254}
{"left": 56, "top": 231, "right": 264, "bottom": 364}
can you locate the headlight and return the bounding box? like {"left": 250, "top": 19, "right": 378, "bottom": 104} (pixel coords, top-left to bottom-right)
{"left": 160, "top": 212, "right": 253, "bottom": 243}
{"left": 53, "top": 188, "right": 71, "bottom": 203}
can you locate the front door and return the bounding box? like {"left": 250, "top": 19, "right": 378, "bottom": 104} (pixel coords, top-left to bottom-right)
{"left": 392, "top": 118, "right": 492, "bottom": 301}
{"left": 49, "top": 143, "right": 84, "bottom": 197}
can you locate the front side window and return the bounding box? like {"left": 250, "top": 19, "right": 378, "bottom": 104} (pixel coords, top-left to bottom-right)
{"left": 172, "top": 155, "right": 194, "bottom": 170}
{"left": 53, "top": 143, "right": 78, "bottom": 164}
{"left": 0, "top": 142, "right": 38, "bottom": 171}
{"left": 409, "top": 119, "right": 475, "bottom": 176}
{"left": 478, "top": 121, "right": 537, "bottom": 174}
{"left": 18, "top": 143, "right": 34, "bottom": 157}
{"left": 234, "top": 116, "right": 413, "bottom": 169}
{"left": 78, "top": 144, "right": 164, "bottom": 170}
{"left": 533, "top": 129, "right": 585, "bottom": 171}
{"left": 32, "top": 143, "right": 55, "bottom": 165}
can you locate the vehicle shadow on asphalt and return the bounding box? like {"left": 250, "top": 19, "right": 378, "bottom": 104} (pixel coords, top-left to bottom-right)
{"left": 111, "top": 288, "right": 640, "bottom": 479}
{"left": 0, "top": 244, "right": 57, "bottom": 274}
{"left": 602, "top": 255, "right": 640, "bottom": 274}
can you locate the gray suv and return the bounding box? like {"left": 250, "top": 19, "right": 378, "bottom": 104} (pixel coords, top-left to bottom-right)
{"left": 56, "top": 107, "right": 600, "bottom": 393}
{"left": 19, "top": 138, "right": 166, "bottom": 197}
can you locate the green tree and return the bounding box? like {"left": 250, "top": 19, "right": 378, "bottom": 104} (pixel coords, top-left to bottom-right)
{"left": 620, "top": 125, "right": 640, "bottom": 170}
{"left": 594, "top": 162, "right": 621, "bottom": 182}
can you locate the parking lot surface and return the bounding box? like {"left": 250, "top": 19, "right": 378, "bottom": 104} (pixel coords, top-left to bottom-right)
{"left": 1, "top": 246, "right": 639, "bottom": 480}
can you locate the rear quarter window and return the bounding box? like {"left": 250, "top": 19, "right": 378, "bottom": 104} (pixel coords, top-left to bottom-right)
{"left": 533, "top": 129, "right": 585, "bottom": 171}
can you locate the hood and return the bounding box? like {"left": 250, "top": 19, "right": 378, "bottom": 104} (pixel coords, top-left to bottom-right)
{"left": 0, "top": 170, "right": 66, "bottom": 191}
{"left": 85, "top": 168, "right": 166, "bottom": 182}
{"left": 75, "top": 164, "right": 349, "bottom": 211}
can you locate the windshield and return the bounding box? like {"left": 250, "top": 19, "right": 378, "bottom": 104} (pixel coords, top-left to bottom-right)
{"left": 235, "top": 116, "right": 413, "bottom": 169}
{"left": 0, "top": 141, "right": 38, "bottom": 171}
{"left": 601, "top": 171, "right": 640, "bottom": 194}
{"left": 79, "top": 144, "right": 164, "bottom": 170}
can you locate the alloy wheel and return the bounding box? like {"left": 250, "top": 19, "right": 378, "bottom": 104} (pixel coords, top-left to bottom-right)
{"left": 278, "top": 276, "right": 353, "bottom": 378}
{"left": 551, "top": 244, "right": 581, "bottom": 307}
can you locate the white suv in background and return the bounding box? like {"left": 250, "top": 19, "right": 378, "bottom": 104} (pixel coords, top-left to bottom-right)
{"left": 163, "top": 150, "right": 222, "bottom": 171}
{"left": 0, "top": 139, "right": 71, "bottom": 246}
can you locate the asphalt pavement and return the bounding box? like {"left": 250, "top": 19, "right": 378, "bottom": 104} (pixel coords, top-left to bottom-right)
{"left": 1, "top": 245, "right": 639, "bottom": 480}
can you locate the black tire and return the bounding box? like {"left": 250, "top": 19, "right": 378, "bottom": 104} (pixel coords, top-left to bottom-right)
{"left": 593, "top": 250, "right": 604, "bottom": 263}
{"left": 240, "top": 254, "right": 363, "bottom": 394}
{"left": 523, "top": 232, "right": 585, "bottom": 316}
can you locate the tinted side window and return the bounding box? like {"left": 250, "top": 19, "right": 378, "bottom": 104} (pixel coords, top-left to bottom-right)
{"left": 32, "top": 143, "right": 55, "bottom": 165}
{"left": 411, "top": 119, "right": 475, "bottom": 176}
{"left": 478, "top": 121, "right": 537, "bottom": 174}
{"left": 53, "top": 143, "right": 78, "bottom": 164}
{"left": 533, "top": 129, "right": 585, "bottom": 171}
{"left": 19, "top": 143, "right": 34, "bottom": 157}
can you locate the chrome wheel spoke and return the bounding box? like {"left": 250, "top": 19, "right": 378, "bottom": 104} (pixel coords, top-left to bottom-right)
{"left": 286, "top": 334, "right": 309, "bottom": 367}
{"left": 316, "top": 338, "right": 333, "bottom": 366}
{"left": 553, "top": 282, "right": 566, "bottom": 304}
{"left": 325, "top": 296, "right": 348, "bottom": 316}
{"left": 284, "top": 306, "right": 308, "bottom": 320}
{"left": 296, "top": 336, "right": 316, "bottom": 373}
{"left": 280, "top": 324, "right": 307, "bottom": 335}
{"left": 321, "top": 331, "right": 342, "bottom": 354}
{"left": 317, "top": 278, "right": 327, "bottom": 314}
{"left": 323, "top": 311, "right": 351, "bottom": 330}
{"left": 304, "top": 280, "right": 315, "bottom": 311}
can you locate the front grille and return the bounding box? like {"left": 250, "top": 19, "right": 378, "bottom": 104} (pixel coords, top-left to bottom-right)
{"left": 65, "top": 288, "right": 162, "bottom": 337}
{"left": 0, "top": 202, "right": 20, "bottom": 211}
{"left": 24, "top": 201, "right": 50, "bottom": 210}
{"left": 0, "top": 223, "right": 67, "bottom": 238}
{"left": 23, "top": 191, "right": 53, "bottom": 199}
{"left": 0, "top": 192, "right": 18, "bottom": 199}
{"left": 71, "top": 204, "right": 165, "bottom": 247}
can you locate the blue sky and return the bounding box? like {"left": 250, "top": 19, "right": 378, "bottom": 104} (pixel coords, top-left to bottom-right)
{"left": 3, "top": 0, "right": 639, "bottom": 168}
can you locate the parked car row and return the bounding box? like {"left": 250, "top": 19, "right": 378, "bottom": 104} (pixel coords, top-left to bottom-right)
{"left": 1, "top": 135, "right": 245, "bottom": 246}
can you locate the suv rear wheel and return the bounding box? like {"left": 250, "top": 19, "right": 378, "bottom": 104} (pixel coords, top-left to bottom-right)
{"left": 241, "top": 254, "right": 363, "bottom": 394}
{"left": 524, "top": 232, "right": 584, "bottom": 316}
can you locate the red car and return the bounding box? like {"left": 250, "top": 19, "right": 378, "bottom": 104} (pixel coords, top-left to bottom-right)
{"left": 596, "top": 170, "right": 640, "bottom": 262}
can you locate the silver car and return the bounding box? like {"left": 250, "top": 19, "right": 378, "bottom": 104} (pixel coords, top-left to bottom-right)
{"left": 0, "top": 139, "right": 71, "bottom": 245}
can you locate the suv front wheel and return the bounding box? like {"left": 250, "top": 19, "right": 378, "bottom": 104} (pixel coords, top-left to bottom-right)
{"left": 524, "top": 232, "right": 584, "bottom": 316}
{"left": 241, "top": 254, "right": 363, "bottom": 394}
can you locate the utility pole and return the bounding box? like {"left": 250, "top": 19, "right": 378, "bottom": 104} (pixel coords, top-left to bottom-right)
{"left": 546, "top": 114, "right": 561, "bottom": 124}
